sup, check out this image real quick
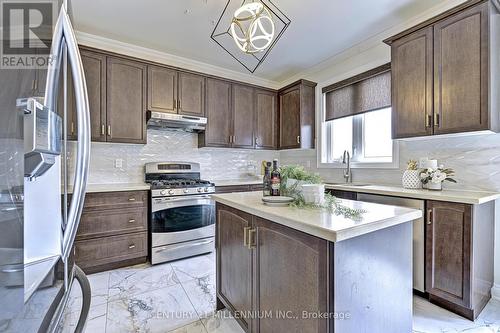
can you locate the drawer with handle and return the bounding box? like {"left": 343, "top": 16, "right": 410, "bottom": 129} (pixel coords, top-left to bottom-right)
{"left": 74, "top": 232, "right": 147, "bottom": 269}
{"left": 77, "top": 207, "right": 147, "bottom": 240}
{"left": 82, "top": 190, "right": 148, "bottom": 210}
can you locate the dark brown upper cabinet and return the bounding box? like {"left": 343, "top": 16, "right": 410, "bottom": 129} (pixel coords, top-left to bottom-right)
{"left": 106, "top": 57, "right": 147, "bottom": 144}
{"left": 278, "top": 79, "right": 316, "bottom": 149}
{"left": 81, "top": 50, "right": 107, "bottom": 142}
{"left": 200, "top": 79, "right": 279, "bottom": 150}
{"left": 391, "top": 27, "right": 433, "bottom": 139}
{"left": 255, "top": 89, "right": 278, "bottom": 149}
{"left": 62, "top": 49, "right": 107, "bottom": 142}
{"left": 178, "top": 72, "right": 205, "bottom": 116}
{"left": 200, "top": 78, "right": 232, "bottom": 147}
{"left": 433, "top": 2, "right": 490, "bottom": 135}
{"left": 232, "top": 84, "right": 255, "bottom": 148}
{"left": 147, "top": 65, "right": 177, "bottom": 114}
{"left": 385, "top": 0, "right": 500, "bottom": 139}
{"left": 147, "top": 67, "right": 205, "bottom": 117}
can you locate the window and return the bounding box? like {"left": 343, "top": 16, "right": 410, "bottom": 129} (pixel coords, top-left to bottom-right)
{"left": 324, "top": 107, "right": 397, "bottom": 167}
{"left": 320, "top": 64, "right": 397, "bottom": 169}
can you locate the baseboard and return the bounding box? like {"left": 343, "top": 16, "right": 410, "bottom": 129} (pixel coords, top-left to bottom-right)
{"left": 491, "top": 284, "right": 500, "bottom": 301}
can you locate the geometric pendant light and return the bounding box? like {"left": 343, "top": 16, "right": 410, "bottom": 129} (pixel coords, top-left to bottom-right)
{"left": 211, "top": 0, "right": 291, "bottom": 73}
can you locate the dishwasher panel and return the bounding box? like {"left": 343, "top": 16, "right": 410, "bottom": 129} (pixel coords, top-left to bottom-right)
{"left": 357, "top": 193, "right": 425, "bottom": 293}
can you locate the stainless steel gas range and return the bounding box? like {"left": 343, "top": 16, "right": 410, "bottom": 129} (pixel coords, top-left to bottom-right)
{"left": 145, "top": 162, "right": 215, "bottom": 264}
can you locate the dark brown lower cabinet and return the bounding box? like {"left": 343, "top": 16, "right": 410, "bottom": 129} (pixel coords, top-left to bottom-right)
{"left": 73, "top": 190, "right": 149, "bottom": 273}
{"left": 425, "top": 200, "right": 494, "bottom": 320}
{"left": 252, "top": 216, "right": 328, "bottom": 333}
{"left": 216, "top": 204, "right": 328, "bottom": 332}
{"left": 215, "top": 184, "right": 263, "bottom": 194}
{"left": 216, "top": 206, "right": 253, "bottom": 330}
{"left": 326, "top": 189, "right": 357, "bottom": 201}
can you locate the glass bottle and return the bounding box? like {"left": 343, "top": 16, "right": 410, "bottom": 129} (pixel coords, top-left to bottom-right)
{"left": 270, "top": 159, "right": 281, "bottom": 196}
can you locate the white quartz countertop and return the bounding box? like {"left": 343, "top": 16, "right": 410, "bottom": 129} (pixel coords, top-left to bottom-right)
{"left": 213, "top": 177, "right": 263, "bottom": 187}
{"left": 66, "top": 183, "right": 150, "bottom": 194}
{"left": 212, "top": 191, "right": 422, "bottom": 242}
{"left": 325, "top": 183, "right": 500, "bottom": 205}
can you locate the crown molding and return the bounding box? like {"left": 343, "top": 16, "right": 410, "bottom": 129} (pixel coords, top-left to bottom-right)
{"left": 278, "top": 0, "right": 468, "bottom": 87}
{"left": 75, "top": 31, "right": 281, "bottom": 90}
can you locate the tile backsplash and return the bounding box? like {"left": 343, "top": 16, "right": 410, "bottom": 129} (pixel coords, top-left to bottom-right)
{"left": 67, "top": 128, "right": 500, "bottom": 192}
{"left": 67, "top": 129, "right": 279, "bottom": 184}
{"left": 281, "top": 132, "right": 500, "bottom": 192}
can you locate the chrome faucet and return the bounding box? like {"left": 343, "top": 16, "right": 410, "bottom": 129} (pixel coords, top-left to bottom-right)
{"left": 342, "top": 150, "right": 352, "bottom": 183}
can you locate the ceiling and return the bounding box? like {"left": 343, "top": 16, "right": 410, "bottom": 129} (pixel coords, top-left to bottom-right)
{"left": 69, "top": 0, "right": 443, "bottom": 82}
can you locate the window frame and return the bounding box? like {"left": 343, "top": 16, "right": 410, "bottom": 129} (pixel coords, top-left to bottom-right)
{"left": 318, "top": 93, "right": 399, "bottom": 170}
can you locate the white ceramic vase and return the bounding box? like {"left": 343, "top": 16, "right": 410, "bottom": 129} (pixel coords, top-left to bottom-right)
{"left": 402, "top": 170, "right": 421, "bottom": 189}
{"left": 427, "top": 181, "right": 442, "bottom": 191}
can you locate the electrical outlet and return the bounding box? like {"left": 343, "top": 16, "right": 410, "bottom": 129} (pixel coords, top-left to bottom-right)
{"left": 115, "top": 159, "right": 123, "bottom": 169}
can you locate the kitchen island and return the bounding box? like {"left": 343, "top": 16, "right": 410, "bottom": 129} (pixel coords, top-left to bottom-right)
{"left": 212, "top": 191, "right": 422, "bottom": 333}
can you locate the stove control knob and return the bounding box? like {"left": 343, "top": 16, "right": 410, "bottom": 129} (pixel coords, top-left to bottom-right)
{"left": 184, "top": 189, "right": 189, "bottom": 194}
{"left": 197, "top": 188, "right": 203, "bottom": 193}
{"left": 160, "top": 190, "right": 167, "bottom": 196}
{"left": 168, "top": 189, "right": 175, "bottom": 195}
{"left": 204, "top": 187, "right": 209, "bottom": 192}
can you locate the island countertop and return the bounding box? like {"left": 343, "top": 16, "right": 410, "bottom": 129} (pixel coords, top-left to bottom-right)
{"left": 212, "top": 191, "right": 422, "bottom": 242}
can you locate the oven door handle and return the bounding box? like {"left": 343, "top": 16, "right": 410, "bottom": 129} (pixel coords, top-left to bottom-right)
{"left": 152, "top": 197, "right": 214, "bottom": 212}
{"left": 156, "top": 195, "right": 212, "bottom": 202}
{"left": 154, "top": 239, "right": 214, "bottom": 254}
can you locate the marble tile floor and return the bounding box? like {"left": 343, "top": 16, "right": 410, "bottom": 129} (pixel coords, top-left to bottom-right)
{"left": 60, "top": 252, "right": 500, "bottom": 333}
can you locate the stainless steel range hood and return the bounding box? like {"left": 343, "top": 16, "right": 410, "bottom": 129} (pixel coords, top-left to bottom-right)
{"left": 146, "top": 111, "right": 207, "bottom": 132}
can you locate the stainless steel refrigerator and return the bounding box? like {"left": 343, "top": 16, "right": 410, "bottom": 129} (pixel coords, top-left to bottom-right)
{"left": 0, "top": 1, "right": 91, "bottom": 332}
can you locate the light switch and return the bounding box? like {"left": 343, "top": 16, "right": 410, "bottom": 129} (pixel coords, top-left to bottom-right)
{"left": 115, "top": 159, "right": 123, "bottom": 168}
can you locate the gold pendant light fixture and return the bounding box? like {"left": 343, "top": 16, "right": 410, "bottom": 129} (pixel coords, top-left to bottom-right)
{"left": 230, "top": 1, "right": 275, "bottom": 54}
{"left": 211, "top": 0, "right": 290, "bottom": 73}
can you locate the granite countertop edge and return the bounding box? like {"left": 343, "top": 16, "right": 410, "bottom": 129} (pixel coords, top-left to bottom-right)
{"left": 325, "top": 183, "right": 500, "bottom": 205}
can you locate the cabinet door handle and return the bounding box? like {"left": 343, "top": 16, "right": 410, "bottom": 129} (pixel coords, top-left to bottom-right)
{"left": 71, "top": 122, "right": 75, "bottom": 135}
{"left": 297, "top": 136, "right": 301, "bottom": 144}
{"left": 425, "top": 114, "right": 432, "bottom": 128}
{"left": 243, "top": 226, "right": 251, "bottom": 248}
{"left": 128, "top": 244, "right": 136, "bottom": 249}
{"left": 128, "top": 219, "right": 136, "bottom": 223}
{"left": 173, "top": 99, "right": 177, "bottom": 110}
{"left": 178, "top": 99, "right": 181, "bottom": 110}
{"left": 434, "top": 113, "right": 440, "bottom": 128}
{"left": 128, "top": 197, "right": 136, "bottom": 202}
{"left": 427, "top": 209, "right": 433, "bottom": 225}
{"left": 255, "top": 137, "right": 260, "bottom": 146}
{"left": 101, "top": 124, "right": 105, "bottom": 135}
{"left": 248, "top": 228, "right": 256, "bottom": 249}
{"left": 107, "top": 125, "right": 111, "bottom": 136}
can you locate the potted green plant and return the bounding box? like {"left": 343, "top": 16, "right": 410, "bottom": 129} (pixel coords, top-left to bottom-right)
{"left": 278, "top": 165, "right": 365, "bottom": 219}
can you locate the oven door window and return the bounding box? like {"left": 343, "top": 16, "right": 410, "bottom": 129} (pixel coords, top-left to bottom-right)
{"left": 152, "top": 203, "right": 214, "bottom": 233}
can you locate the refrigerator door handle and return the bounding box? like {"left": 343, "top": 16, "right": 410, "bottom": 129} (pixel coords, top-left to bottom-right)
{"left": 46, "top": 265, "right": 91, "bottom": 333}
{"left": 44, "top": 7, "right": 91, "bottom": 267}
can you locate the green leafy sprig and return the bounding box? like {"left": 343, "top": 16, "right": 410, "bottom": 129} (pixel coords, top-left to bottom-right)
{"left": 278, "top": 165, "right": 366, "bottom": 220}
